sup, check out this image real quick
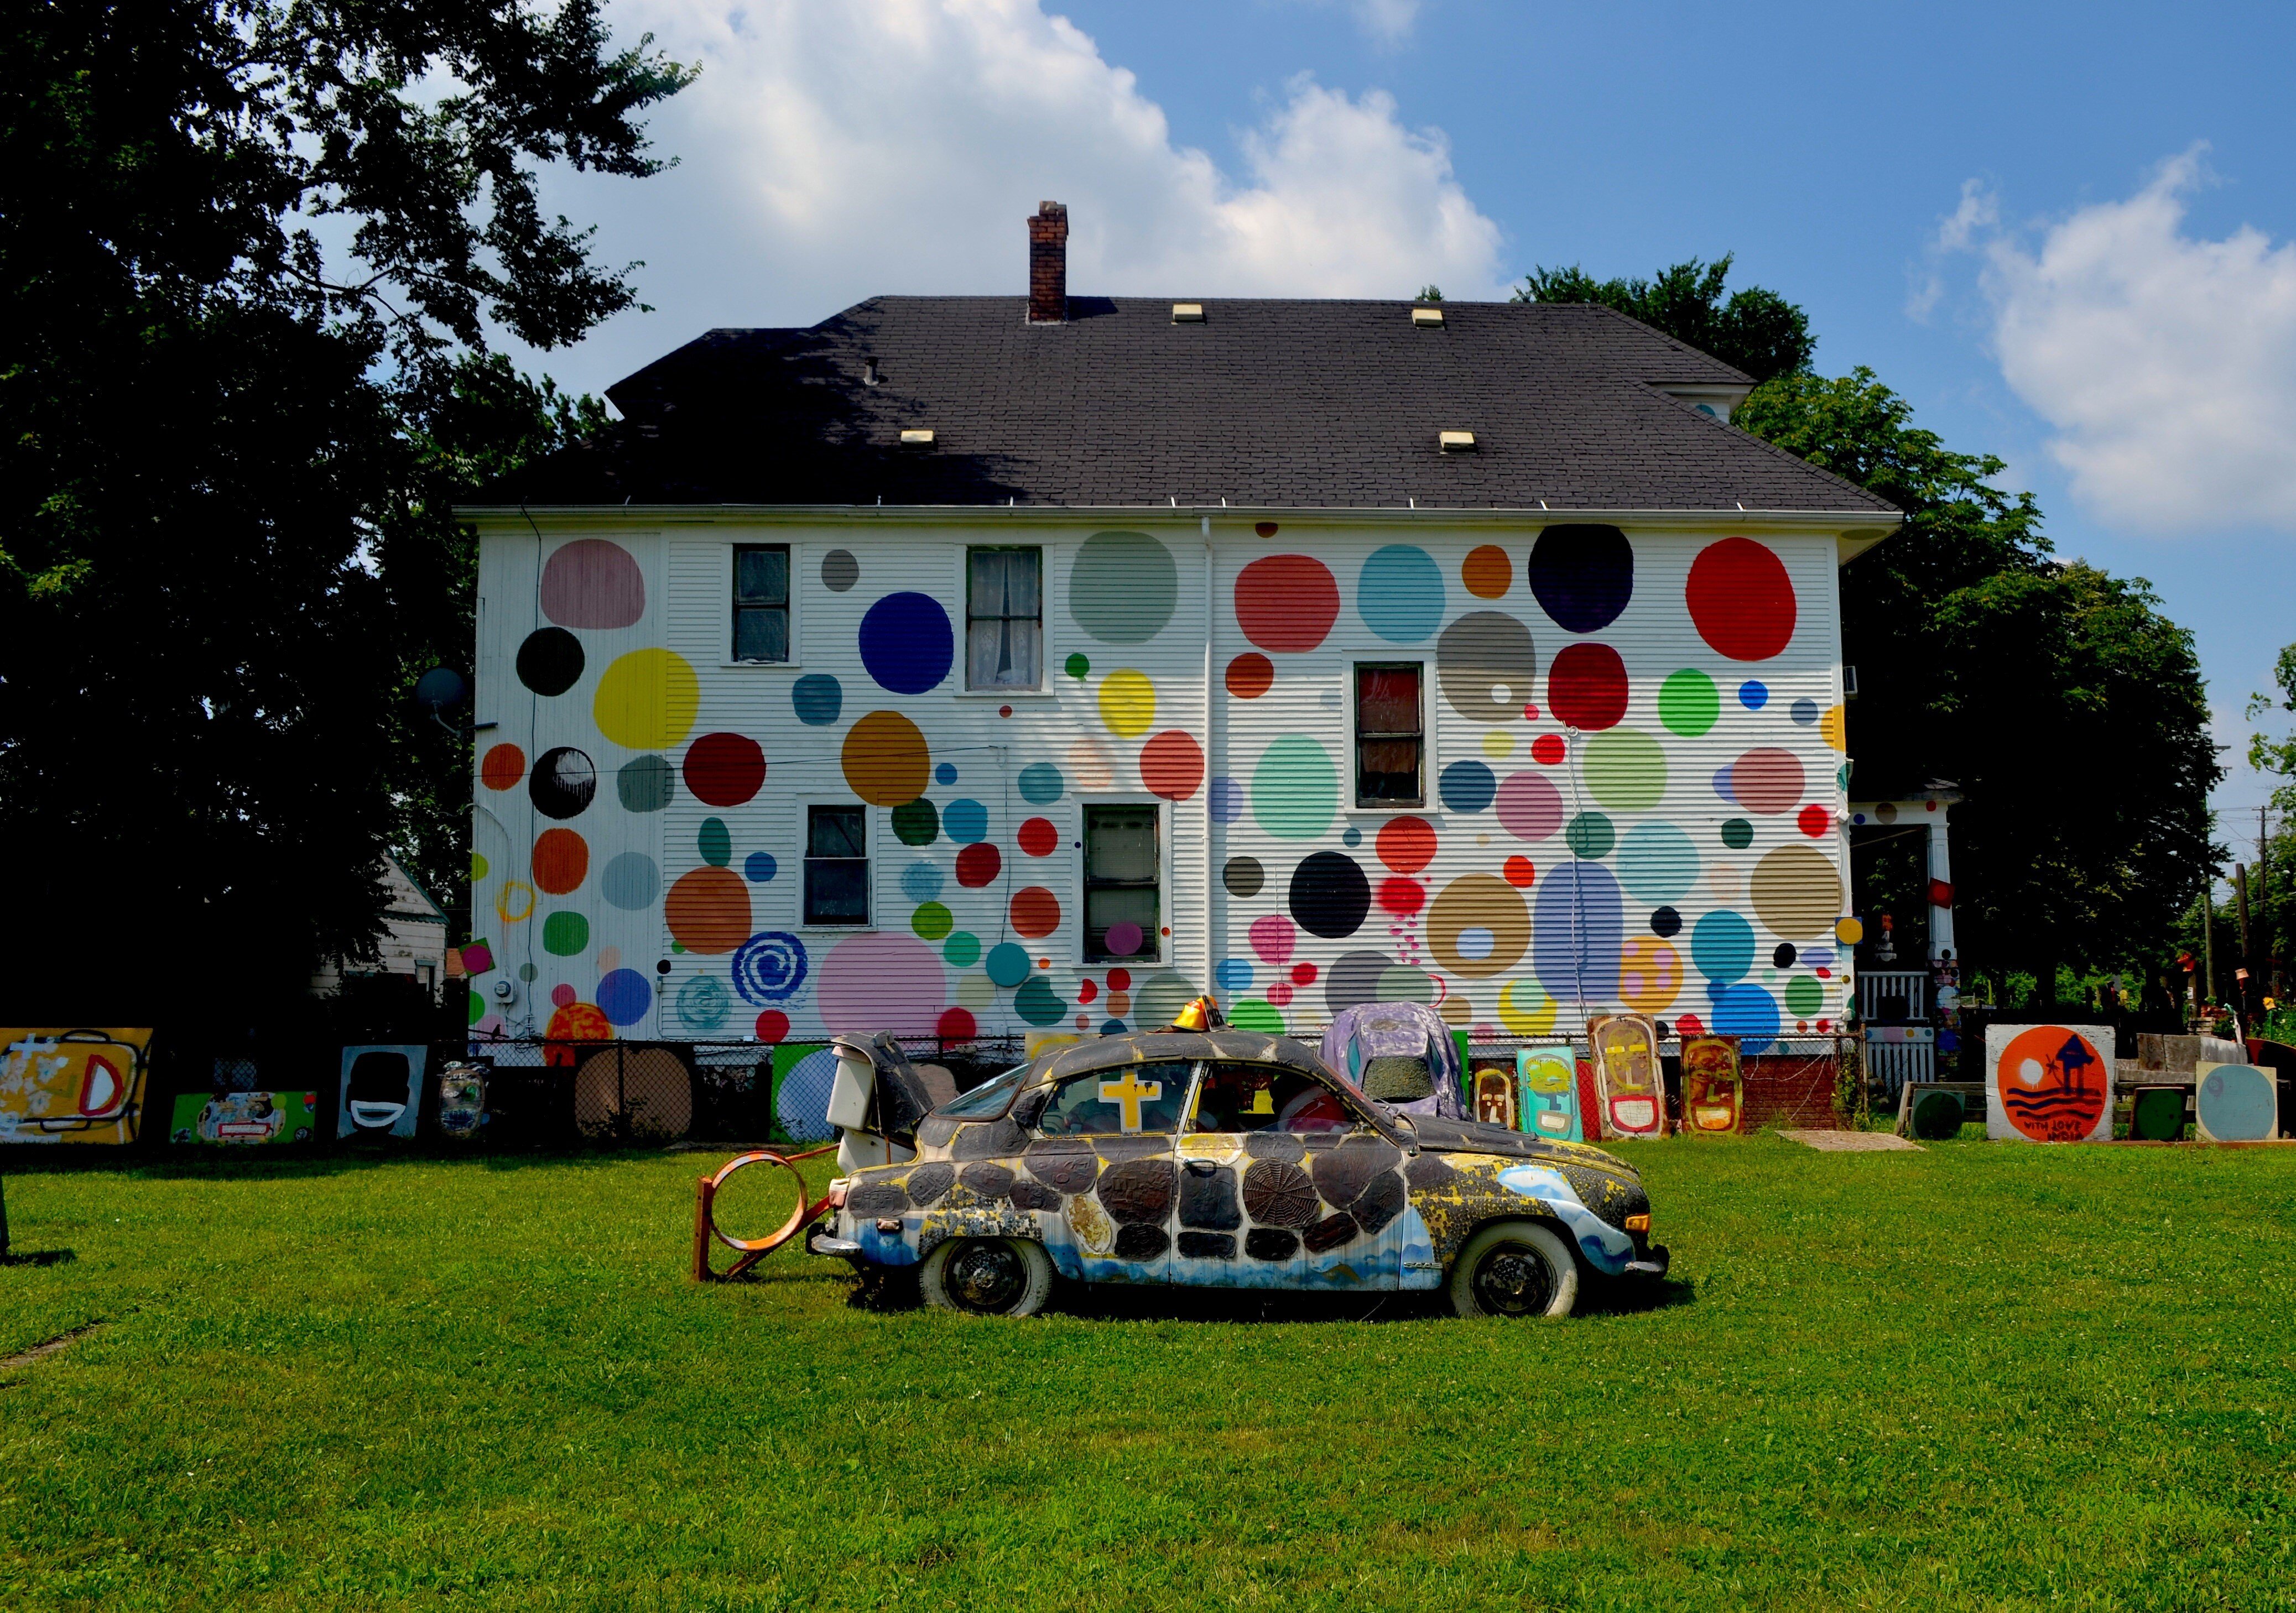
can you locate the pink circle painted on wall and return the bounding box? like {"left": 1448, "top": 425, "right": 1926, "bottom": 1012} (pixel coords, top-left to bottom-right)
{"left": 540, "top": 539, "right": 645, "bottom": 629}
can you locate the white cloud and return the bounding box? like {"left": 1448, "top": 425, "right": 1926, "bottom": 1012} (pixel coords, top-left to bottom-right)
{"left": 1971, "top": 147, "right": 2296, "bottom": 533}
{"left": 534, "top": 0, "right": 1502, "bottom": 395}
{"left": 1907, "top": 180, "right": 1997, "bottom": 321}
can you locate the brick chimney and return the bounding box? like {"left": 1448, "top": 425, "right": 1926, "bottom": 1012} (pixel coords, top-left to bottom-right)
{"left": 1027, "top": 201, "right": 1068, "bottom": 324}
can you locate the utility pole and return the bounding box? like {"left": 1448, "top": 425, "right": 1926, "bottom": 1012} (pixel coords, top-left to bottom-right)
{"left": 2201, "top": 885, "right": 2215, "bottom": 1021}
{"left": 2236, "top": 862, "right": 2255, "bottom": 1022}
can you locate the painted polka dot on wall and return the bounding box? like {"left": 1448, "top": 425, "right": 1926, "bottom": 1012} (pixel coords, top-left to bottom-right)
{"left": 1358, "top": 546, "right": 1446, "bottom": 643}
{"left": 1235, "top": 555, "right": 1340, "bottom": 652}
{"left": 1436, "top": 612, "right": 1539, "bottom": 722}
{"left": 1069, "top": 531, "right": 1179, "bottom": 643}
{"left": 1687, "top": 537, "right": 1797, "bottom": 660}
{"left": 540, "top": 539, "right": 645, "bottom": 629}
{"left": 481, "top": 743, "right": 525, "bottom": 792}
{"left": 684, "top": 733, "right": 765, "bottom": 807}
{"left": 516, "top": 628, "right": 584, "bottom": 697}
{"left": 1141, "top": 730, "right": 1205, "bottom": 801}
{"left": 593, "top": 649, "right": 700, "bottom": 750}
{"left": 792, "top": 674, "right": 843, "bottom": 727}
{"left": 1461, "top": 544, "right": 1513, "bottom": 599}
{"left": 858, "top": 593, "right": 954, "bottom": 694}
{"left": 842, "top": 711, "right": 930, "bottom": 806}
{"left": 1289, "top": 852, "right": 1370, "bottom": 938}
{"left": 1376, "top": 816, "right": 1436, "bottom": 874}
{"left": 529, "top": 747, "right": 596, "bottom": 820}
{"left": 1526, "top": 524, "right": 1633, "bottom": 633}
{"left": 1547, "top": 642, "right": 1628, "bottom": 731}
{"left": 820, "top": 549, "right": 859, "bottom": 591}
{"left": 1017, "top": 817, "right": 1059, "bottom": 857}
{"left": 1226, "top": 654, "right": 1275, "bottom": 698}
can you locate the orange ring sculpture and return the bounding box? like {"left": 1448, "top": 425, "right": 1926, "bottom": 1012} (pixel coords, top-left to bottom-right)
{"left": 691, "top": 1142, "right": 838, "bottom": 1282}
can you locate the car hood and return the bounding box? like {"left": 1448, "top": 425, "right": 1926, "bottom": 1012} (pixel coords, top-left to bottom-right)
{"left": 1402, "top": 1114, "right": 1640, "bottom": 1178}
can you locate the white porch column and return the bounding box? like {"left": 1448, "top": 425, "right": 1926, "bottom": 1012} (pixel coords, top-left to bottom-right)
{"left": 1928, "top": 805, "right": 1955, "bottom": 959}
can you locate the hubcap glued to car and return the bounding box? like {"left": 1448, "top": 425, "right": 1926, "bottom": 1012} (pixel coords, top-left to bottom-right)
{"left": 948, "top": 1243, "right": 1025, "bottom": 1312}
{"left": 1472, "top": 1244, "right": 1555, "bottom": 1317}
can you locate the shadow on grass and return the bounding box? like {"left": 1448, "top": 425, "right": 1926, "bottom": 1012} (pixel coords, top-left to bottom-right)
{"left": 1, "top": 1145, "right": 714, "bottom": 1182}
{"left": 0, "top": 1249, "right": 75, "bottom": 1268}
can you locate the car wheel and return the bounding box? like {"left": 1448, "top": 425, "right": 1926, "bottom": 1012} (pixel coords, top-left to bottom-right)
{"left": 920, "top": 1237, "right": 1055, "bottom": 1318}
{"left": 1448, "top": 1220, "right": 1579, "bottom": 1319}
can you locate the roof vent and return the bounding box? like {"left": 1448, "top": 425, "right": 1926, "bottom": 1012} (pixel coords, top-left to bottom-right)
{"left": 1171, "top": 302, "right": 1204, "bottom": 323}
{"left": 1412, "top": 306, "right": 1444, "bottom": 328}
{"left": 900, "top": 429, "right": 935, "bottom": 446}
{"left": 1438, "top": 430, "right": 1476, "bottom": 452}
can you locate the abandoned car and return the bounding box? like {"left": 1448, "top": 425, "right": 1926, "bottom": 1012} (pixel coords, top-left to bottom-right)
{"left": 811, "top": 1027, "right": 1669, "bottom": 1318}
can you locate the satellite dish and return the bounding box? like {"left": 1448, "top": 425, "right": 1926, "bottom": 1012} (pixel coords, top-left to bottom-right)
{"left": 414, "top": 666, "right": 467, "bottom": 713}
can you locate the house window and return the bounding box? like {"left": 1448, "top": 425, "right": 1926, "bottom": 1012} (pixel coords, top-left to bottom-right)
{"left": 1084, "top": 804, "right": 1159, "bottom": 962}
{"left": 733, "top": 544, "right": 790, "bottom": 663}
{"left": 966, "top": 546, "right": 1042, "bottom": 688}
{"left": 804, "top": 805, "right": 868, "bottom": 926}
{"left": 1355, "top": 664, "right": 1424, "bottom": 805}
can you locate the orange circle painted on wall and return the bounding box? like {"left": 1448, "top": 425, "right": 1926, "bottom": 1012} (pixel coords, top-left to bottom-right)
{"left": 481, "top": 743, "right": 526, "bottom": 791}
{"left": 841, "top": 710, "right": 930, "bottom": 806}
{"left": 531, "top": 828, "right": 590, "bottom": 895}
{"left": 664, "top": 866, "right": 752, "bottom": 954}
{"left": 1461, "top": 544, "right": 1513, "bottom": 599}
{"left": 1010, "top": 888, "right": 1061, "bottom": 938}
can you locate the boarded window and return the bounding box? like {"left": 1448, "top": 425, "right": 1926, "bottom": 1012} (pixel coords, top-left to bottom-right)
{"left": 1355, "top": 664, "right": 1423, "bottom": 805}
{"left": 804, "top": 805, "right": 868, "bottom": 926}
{"left": 733, "top": 545, "right": 790, "bottom": 663}
{"left": 966, "top": 546, "right": 1042, "bottom": 688}
{"left": 1038, "top": 1061, "right": 1196, "bottom": 1135}
{"left": 1084, "top": 804, "right": 1158, "bottom": 963}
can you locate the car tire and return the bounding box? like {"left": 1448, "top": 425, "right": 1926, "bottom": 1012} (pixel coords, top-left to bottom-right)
{"left": 1448, "top": 1220, "right": 1579, "bottom": 1319}
{"left": 920, "top": 1236, "right": 1055, "bottom": 1318}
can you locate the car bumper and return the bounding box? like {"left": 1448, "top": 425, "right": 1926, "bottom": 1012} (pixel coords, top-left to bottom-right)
{"left": 1622, "top": 1243, "right": 1670, "bottom": 1278}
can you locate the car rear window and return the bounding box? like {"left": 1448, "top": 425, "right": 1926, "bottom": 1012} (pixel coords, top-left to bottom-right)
{"left": 933, "top": 1063, "right": 1028, "bottom": 1119}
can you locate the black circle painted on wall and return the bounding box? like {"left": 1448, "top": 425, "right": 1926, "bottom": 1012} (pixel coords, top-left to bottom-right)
{"left": 516, "top": 627, "right": 586, "bottom": 696}
{"left": 1223, "top": 855, "right": 1264, "bottom": 898}
{"left": 1649, "top": 905, "right": 1682, "bottom": 938}
{"left": 1288, "top": 851, "right": 1370, "bottom": 939}
{"left": 1526, "top": 524, "right": 1634, "bottom": 634}
{"left": 529, "top": 746, "right": 597, "bottom": 819}
{"left": 1772, "top": 942, "right": 1798, "bottom": 967}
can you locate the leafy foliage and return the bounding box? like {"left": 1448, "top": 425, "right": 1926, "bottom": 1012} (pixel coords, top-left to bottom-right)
{"left": 1738, "top": 369, "right": 2219, "bottom": 1000}
{"left": 1513, "top": 255, "right": 1814, "bottom": 383}
{"left": 0, "top": 2, "right": 688, "bottom": 1015}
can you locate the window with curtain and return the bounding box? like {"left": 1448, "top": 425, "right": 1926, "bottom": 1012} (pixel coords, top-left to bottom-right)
{"left": 1355, "top": 664, "right": 1424, "bottom": 805}
{"left": 732, "top": 544, "right": 790, "bottom": 663}
{"left": 966, "top": 546, "right": 1042, "bottom": 688}
{"left": 1084, "top": 804, "right": 1159, "bottom": 962}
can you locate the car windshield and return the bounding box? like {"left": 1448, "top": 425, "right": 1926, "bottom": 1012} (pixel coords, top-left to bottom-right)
{"left": 933, "top": 1063, "right": 1029, "bottom": 1119}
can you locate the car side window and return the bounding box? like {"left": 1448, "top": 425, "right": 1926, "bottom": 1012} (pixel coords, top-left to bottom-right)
{"left": 1035, "top": 1061, "right": 1196, "bottom": 1136}
{"left": 1193, "top": 1063, "right": 1357, "bottom": 1135}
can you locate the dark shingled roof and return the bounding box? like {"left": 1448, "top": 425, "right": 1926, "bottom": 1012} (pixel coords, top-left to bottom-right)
{"left": 477, "top": 296, "right": 1896, "bottom": 515}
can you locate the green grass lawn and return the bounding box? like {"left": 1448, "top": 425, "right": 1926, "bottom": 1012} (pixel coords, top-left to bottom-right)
{"left": 3, "top": 1136, "right": 2292, "bottom": 1611}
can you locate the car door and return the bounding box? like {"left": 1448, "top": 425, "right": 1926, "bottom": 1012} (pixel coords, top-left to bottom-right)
{"left": 1022, "top": 1058, "right": 1195, "bottom": 1285}
{"left": 1177, "top": 1062, "right": 1406, "bottom": 1293}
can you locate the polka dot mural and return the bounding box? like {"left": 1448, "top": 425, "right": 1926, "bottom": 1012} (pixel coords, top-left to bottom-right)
{"left": 842, "top": 711, "right": 930, "bottom": 805}
{"left": 540, "top": 539, "right": 645, "bottom": 629}
{"left": 1141, "top": 730, "right": 1205, "bottom": 801}
{"left": 1358, "top": 546, "right": 1445, "bottom": 642}
{"left": 731, "top": 932, "right": 808, "bottom": 1004}
{"left": 665, "top": 867, "right": 750, "bottom": 954}
{"left": 820, "top": 549, "right": 859, "bottom": 591}
{"left": 481, "top": 743, "right": 525, "bottom": 792}
{"left": 1235, "top": 556, "right": 1340, "bottom": 651}
{"left": 683, "top": 733, "right": 765, "bottom": 807}
{"left": 616, "top": 754, "right": 675, "bottom": 812}
{"left": 817, "top": 934, "right": 945, "bottom": 1035}
{"left": 1657, "top": 669, "right": 1720, "bottom": 737}
{"left": 858, "top": 593, "right": 954, "bottom": 694}
{"left": 532, "top": 828, "right": 589, "bottom": 894}
{"left": 1687, "top": 537, "right": 1797, "bottom": 661}
{"left": 1494, "top": 773, "right": 1561, "bottom": 842}
{"left": 1226, "top": 654, "right": 1274, "bottom": 698}
{"left": 1098, "top": 669, "right": 1157, "bottom": 738}
{"left": 1527, "top": 524, "right": 1633, "bottom": 633}
{"left": 1426, "top": 874, "right": 1529, "bottom": 977}
{"left": 1252, "top": 736, "right": 1337, "bottom": 840}
{"left": 1585, "top": 729, "right": 1667, "bottom": 811}
{"left": 792, "top": 674, "right": 842, "bottom": 726}
{"left": 1436, "top": 611, "right": 1539, "bottom": 722}
{"left": 1751, "top": 844, "right": 1844, "bottom": 939}
{"left": 1070, "top": 531, "right": 1179, "bottom": 643}
{"left": 1533, "top": 863, "right": 1622, "bottom": 1003}
{"left": 528, "top": 748, "right": 596, "bottom": 820}
{"left": 516, "top": 628, "right": 585, "bottom": 696}
{"left": 1289, "top": 852, "right": 1370, "bottom": 939}
{"left": 1461, "top": 545, "right": 1513, "bottom": 599}
{"left": 1547, "top": 641, "right": 1628, "bottom": 730}
{"left": 593, "top": 648, "right": 700, "bottom": 751}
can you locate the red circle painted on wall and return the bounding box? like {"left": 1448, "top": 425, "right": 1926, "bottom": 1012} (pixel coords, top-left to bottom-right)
{"left": 1017, "top": 817, "right": 1059, "bottom": 857}
{"left": 1234, "top": 555, "right": 1341, "bottom": 652}
{"left": 955, "top": 842, "right": 1002, "bottom": 888}
{"left": 1225, "top": 653, "right": 1275, "bottom": 698}
{"left": 1141, "top": 730, "right": 1205, "bottom": 801}
{"left": 1547, "top": 641, "right": 1629, "bottom": 731}
{"left": 1686, "top": 537, "right": 1797, "bottom": 661}
{"left": 683, "top": 732, "right": 766, "bottom": 806}
{"left": 1531, "top": 734, "right": 1566, "bottom": 766}
{"left": 481, "top": 743, "right": 527, "bottom": 792}
{"left": 936, "top": 1007, "right": 976, "bottom": 1041}
{"left": 1503, "top": 855, "right": 1537, "bottom": 888}
{"left": 1797, "top": 803, "right": 1831, "bottom": 837}
{"left": 1376, "top": 816, "right": 1437, "bottom": 874}
{"left": 754, "top": 1010, "right": 790, "bottom": 1043}
{"left": 1379, "top": 878, "right": 1425, "bottom": 916}
{"left": 1010, "top": 887, "right": 1061, "bottom": 938}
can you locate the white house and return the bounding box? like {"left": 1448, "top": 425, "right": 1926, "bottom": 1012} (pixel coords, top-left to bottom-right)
{"left": 456, "top": 204, "right": 1901, "bottom": 1055}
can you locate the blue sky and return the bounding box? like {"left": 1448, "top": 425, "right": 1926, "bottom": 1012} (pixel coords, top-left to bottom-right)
{"left": 531, "top": 0, "right": 2296, "bottom": 850}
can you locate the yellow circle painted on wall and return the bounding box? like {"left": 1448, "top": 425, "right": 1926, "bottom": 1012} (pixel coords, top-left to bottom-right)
{"left": 1834, "top": 916, "right": 1865, "bottom": 945}
{"left": 1496, "top": 978, "right": 1557, "bottom": 1036}
{"left": 1820, "top": 702, "right": 1847, "bottom": 752}
{"left": 494, "top": 879, "right": 535, "bottom": 925}
{"left": 1097, "top": 669, "right": 1157, "bottom": 738}
{"left": 592, "top": 648, "right": 700, "bottom": 750}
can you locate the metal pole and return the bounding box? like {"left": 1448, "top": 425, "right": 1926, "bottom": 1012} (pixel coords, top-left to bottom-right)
{"left": 1, "top": 1163, "right": 10, "bottom": 1261}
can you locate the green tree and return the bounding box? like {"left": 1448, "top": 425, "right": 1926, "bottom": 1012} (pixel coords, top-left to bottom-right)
{"left": 1513, "top": 255, "right": 1814, "bottom": 383}
{"left": 1739, "top": 370, "right": 2220, "bottom": 1005}
{"left": 0, "top": 1, "right": 690, "bottom": 1017}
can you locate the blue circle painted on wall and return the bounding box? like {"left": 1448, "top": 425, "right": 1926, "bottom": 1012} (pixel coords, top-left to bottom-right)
{"left": 1215, "top": 958, "right": 1255, "bottom": 993}
{"left": 935, "top": 762, "right": 958, "bottom": 785}
{"left": 1439, "top": 759, "right": 1496, "bottom": 813}
{"left": 1017, "top": 763, "right": 1065, "bottom": 805}
{"left": 857, "top": 592, "right": 954, "bottom": 694}
{"left": 1532, "top": 862, "right": 1622, "bottom": 1001}
{"left": 1711, "top": 981, "right": 1781, "bottom": 1054}
{"left": 943, "top": 798, "right": 988, "bottom": 844}
{"left": 1790, "top": 698, "right": 1819, "bottom": 725}
{"left": 600, "top": 850, "right": 659, "bottom": 911}
{"left": 1616, "top": 822, "right": 1698, "bottom": 904}
{"left": 985, "top": 942, "right": 1033, "bottom": 988}
{"left": 1690, "top": 910, "right": 1754, "bottom": 983}
{"left": 675, "top": 974, "right": 730, "bottom": 1031}
{"left": 1357, "top": 545, "right": 1446, "bottom": 643}
{"left": 792, "top": 674, "right": 843, "bottom": 726}
{"left": 731, "top": 931, "right": 809, "bottom": 1004}
{"left": 744, "top": 851, "right": 778, "bottom": 883}
{"left": 1015, "top": 976, "right": 1070, "bottom": 1025}
{"left": 1527, "top": 524, "right": 1633, "bottom": 634}
{"left": 900, "top": 862, "right": 945, "bottom": 902}
{"left": 597, "top": 968, "right": 653, "bottom": 1026}
{"left": 1738, "top": 680, "right": 1768, "bottom": 711}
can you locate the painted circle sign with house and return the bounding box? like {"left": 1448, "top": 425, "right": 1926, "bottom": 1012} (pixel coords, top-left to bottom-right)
{"left": 1985, "top": 1023, "right": 2113, "bottom": 1142}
